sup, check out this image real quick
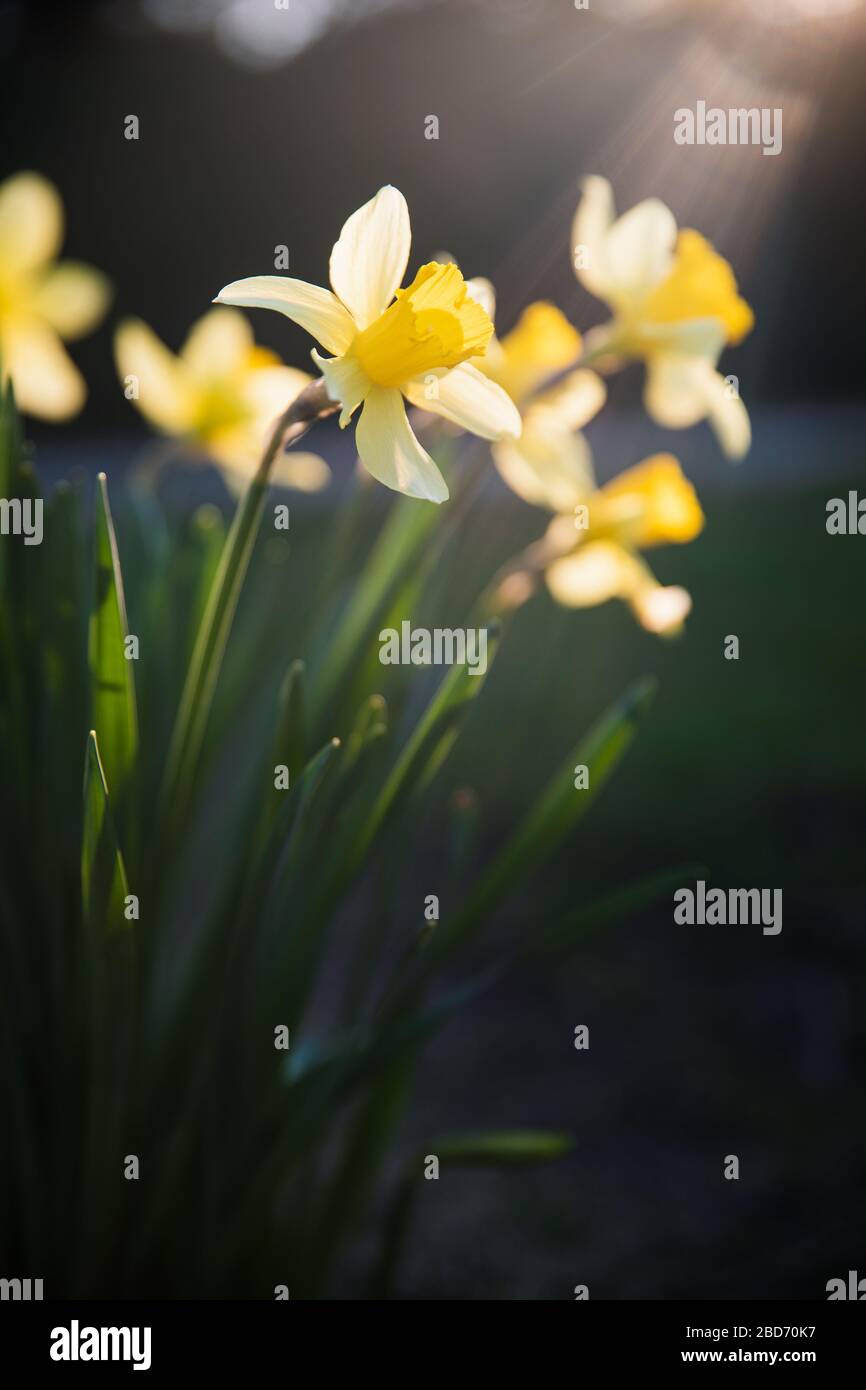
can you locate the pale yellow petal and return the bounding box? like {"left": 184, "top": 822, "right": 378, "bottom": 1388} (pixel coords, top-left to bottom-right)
{"left": 465, "top": 276, "right": 497, "bottom": 322}
{"left": 355, "top": 387, "right": 448, "bottom": 503}
{"left": 2, "top": 316, "right": 85, "bottom": 420}
{"left": 311, "top": 348, "right": 371, "bottom": 426}
{"left": 533, "top": 368, "right": 606, "bottom": 432}
{"left": 114, "top": 318, "right": 196, "bottom": 434}
{"left": 242, "top": 363, "right": 314, "bottom": 423}
{"left": 571, "top": 175, "right": 615, "bottom": 299}
{"left": 603, "top": 196, "right": 677, "bottom": 304}
{"left": 630, "top": 583, "right": 692, "bottom": 634}
{"left": 546, "top": 539, "right": 646, "bottom": 608}
{"left": 215, "top": 276, "right": 356, "bottom": 356}
{"left": 182, "top": 306, "right": 253, "bottom": 378}
{"left": 493, "top": 415, "right": 595, "bottom": 513}
{"left": 31, "top": 262, "right": 111, "bottom": 340}
{"left": 0, "top": 172, "right": 63, "bottom": 275}
{"left": 329, "top": 186, "right": 411, "bottom": 330}
{"left": 704, "top": 369, "right": 751, "bottom": 460}
{"left": 403, "top": 362, "right": 521, "bottom": 441}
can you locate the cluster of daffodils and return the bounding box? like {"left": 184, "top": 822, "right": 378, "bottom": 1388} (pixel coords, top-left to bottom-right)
{"left": 0, "top": 169, "right": 753, "bottom": 633}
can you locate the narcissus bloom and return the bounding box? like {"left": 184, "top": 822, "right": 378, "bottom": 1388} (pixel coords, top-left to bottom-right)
{"left": 215, "top": 186, "right": 521, "bottom": 503}
{"left": 476, "top": 295, "right": 606, "bottom": 512}
{"left": 0, "top": 172, "right": 110, "bottom": 420}
{"left": 543, "top": 455, "right": 702, "bottom": 633}
{"left": 572, "top": 176, "right": 753, "bottom": 459}
{"left": 114, "top": 308, "right": 329, "bottom": 493}
{"left": 502, "top": 454, "right": 703, "bottom": 635}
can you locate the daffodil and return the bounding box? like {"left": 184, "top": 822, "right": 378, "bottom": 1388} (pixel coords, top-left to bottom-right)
{"left": 500, "top": 454, "right": 703, "bottom": 635}
{"left": 114, "top": 307, "right": 330, "bottom": 493}
{"left": 214, "top": 186, "right": 521, "bottom": 504}
{"left": 476, "top": 295, "right": 606, "bottom": 512}
{"left": 572, "top": 176, "right": 753, "bottom": 459}
{"left": 0, "top": 172, "right": 110, "bottom": 420}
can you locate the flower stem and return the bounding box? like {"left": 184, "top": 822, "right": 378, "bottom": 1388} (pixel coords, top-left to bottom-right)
{"left": 159, "top": 378, "right": 335, "bottom": 839}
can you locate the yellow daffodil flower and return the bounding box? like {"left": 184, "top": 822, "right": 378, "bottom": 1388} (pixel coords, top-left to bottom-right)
{"left": 0, "top": 172, "right": 110, "bottom": 420}
{"left": 500, "top": 454, "right": 703, "bottom": 635}
{"left": 114, "top": 307, "right": 330, "bottom": 494}
{"left": 543, "top": 455, "right": 703, "bottom": 633}
{"left": 572, "top": 176, "right": 753, "bottom": 459}
{"left": 471, "top": 290, "right": 606, "bottom": 512}
{"left": 215, "top": 186, "right": 521, "bottom": 504}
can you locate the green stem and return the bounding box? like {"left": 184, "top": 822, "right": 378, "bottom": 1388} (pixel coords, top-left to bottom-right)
{"left": 159, "top": 379, "right": 335, "bottom": 836}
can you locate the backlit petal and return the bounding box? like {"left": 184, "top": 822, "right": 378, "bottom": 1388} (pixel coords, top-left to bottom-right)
{"left": 311, "top": 348, "right": 371, "bottom": 426}
{"left": 404, "top": 362, "right": 521, "bottom": 441}
{"left": 114, "top": 318, "right": 196, "bottom": 433}
{"left": 2, "top": 316, "right": 85, "bottom": 420}
{"left": 182, "top": 307, "right": 253, "bottom": 378}
{"left": 0, "top": 172, "right": 63, "bottom": 276}
{"left": 603, "top": 196, "right": 677, "bottom": 303}
{"left": 215, "top": 276, "right": 356, "bottom": 356}
{"left": 329, "top": 186, "right": 411, "bottom": 330}
{"left": 493, "top": 416, "right": 595, "bottom": 513}
{"left": 571, "top": 175, "right": 615, "bottom": 299}
{"left": 355, "top": 387, "right": 448, "bottom": 503}
{"left": 31, "top": 262, "right": 111, "bottom": 340}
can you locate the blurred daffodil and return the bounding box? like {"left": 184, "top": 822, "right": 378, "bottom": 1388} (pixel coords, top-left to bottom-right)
{"left": 114, "top": 307, "right": 330, "bottom": 494}
{"left": 475, "top": 293, "right": 606, "bottom": 512}
{"left": 498, "top": 454, "right": 703, "bottom": 635}
{"left": 572, "top": 176, "right": 753, "bottom": 459}
{"left": 0, "top": 172, "right": 110, "bottom": 420}
{"left": 215, "top": 186, "right": 521, "bottom": 504}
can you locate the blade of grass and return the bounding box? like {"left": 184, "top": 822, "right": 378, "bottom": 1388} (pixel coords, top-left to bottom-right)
{"left": 89, "top": 473, "right": 138, "bottom": 859}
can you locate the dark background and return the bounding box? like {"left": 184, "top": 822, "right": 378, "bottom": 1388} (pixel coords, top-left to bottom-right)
{"left": 3, "top": 0, "right": 865, "bottom": 1298}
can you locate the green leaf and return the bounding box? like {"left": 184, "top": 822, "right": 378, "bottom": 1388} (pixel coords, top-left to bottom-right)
{"left": 431, "top": 1130, "right": 573, "bottom": 1164}
{"left": 438, "top": 675, "right": 658, "bottom": 956}
{"left": 526, "top": 863, "right": 707, "bottom": 958}
{"left": 88, "top": 474, "right": 138, "bottom": 846}
{"left": 81, "top": 730, "right": 129, "bottom": 935}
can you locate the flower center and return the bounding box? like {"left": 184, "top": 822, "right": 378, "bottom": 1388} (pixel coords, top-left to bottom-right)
{"left": 353, "top": 262, "right": 493, "bottom": 388}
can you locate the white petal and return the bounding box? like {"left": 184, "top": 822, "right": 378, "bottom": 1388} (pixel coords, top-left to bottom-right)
{"left": 465, "top": 276, "right": 497, "bottom": 322}
{"left": 630, "top": 584, "right": 692, "bottom": 634}
{"left": 0, "top": 172, "right": 63, "bottom": 275}
{"left": 328, "top": 186, "right": 411, "bottom": 330}
{"left": 31, "top": 262, "right": 111, "bottom": 340}
{"left": 182, "top": 307, "right": 252, "bottom": 377}
{"left": 311, "top": 348, "right": 371, "bottom": 426}
{"left": 603, "top": 197, "right": 677, "bottom": 303}
{"left": 214, "top": 276, "right": 356, "bottom": 356}
{"left": 493, "top": 418, "right": 594, "bottom": 513}
{"left": 403, "top": 362, "right": 521, "bottom": 441}
{"left": 644, "top": 354, "right": 751, "bottom": 460}
{"left": 114, "top": 318, "right": 195, "bottom": 433}
{"left": 571, "top": 175, "right": 615, "bottom": 298}
{"left": 546, "top": 540, "right": 645, "bottom": 608}
{"left": 242, "top": 363, "right": 314, "bottom": 426}
{"left": 638, "top": 317, "right": 726, "bottom": 363}
{"left": 3, "top": 316, "right": 85, "bottom": 420}
{"left": 533, "top": 368, "right": 606, "bottom": 431}
{"left": 704, "top": 370, "right": 751, "bottom": 460}
{"left": 644, "top": 353, "right": 713, "bottom": 430}
{"left": 355, "top": 388, "right": 448, "bottom": 503}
